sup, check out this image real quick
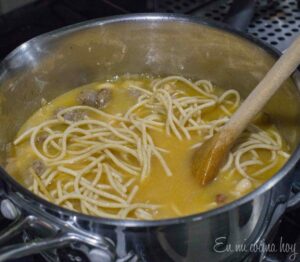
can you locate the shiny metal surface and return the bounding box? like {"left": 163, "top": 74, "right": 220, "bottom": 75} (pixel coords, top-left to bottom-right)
{"left": 0, "top": 234, "right": 76, "bottom": 261}
{"left": 0, "top": 199, "right": 20, "bottom": 220}
{"left": 0, "top": 14, "right": 299, "bottom": 261}
{"left": 0, "top": 204, "right": 116, "bottom": 261}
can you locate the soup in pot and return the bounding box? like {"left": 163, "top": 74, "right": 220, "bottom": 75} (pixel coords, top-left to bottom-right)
{"left": 6, "top": 75, "right": 289, "bottom": 219}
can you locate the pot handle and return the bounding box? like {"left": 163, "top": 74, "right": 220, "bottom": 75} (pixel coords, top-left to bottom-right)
{"left": 0, "top": 234, "right": 77, "bottom": 261}
{"left": 287, "top": 168, "right": 300, "bottom": 210}
{"left": 0, "top": 214, "right": 70, "bottom": 261}
{"left": 0, "top": 216, "right": 35, "bottom": 246}
{"left": 287, "top": 193, "right": 300, "bottom": 210}
{"left": 0, "top": 202, "right": 116, "bottom": 262}
{"left": 0, "top": 219, "right": 116, "bottom": 262}
{"left": 0, "top": 217, "right": 137, "bottom": 262}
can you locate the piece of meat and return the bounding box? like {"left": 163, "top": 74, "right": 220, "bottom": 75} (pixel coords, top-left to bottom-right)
{"left": 78, "top": 90, "right": 98, "bottom": 107}
{"left": 96, "top": 88, "right": 112, "bottom": 108}
{"left": 78, "top": 88, "right": 112, "bottom": 109}
{"left": 215, "top": 193, "right": 227, "bottom": 204}
{"left": 32, "top": 160, "right": 46, "bottom": 176}
{"left": 62, "top": 110, "right": 86, "bottom": 122}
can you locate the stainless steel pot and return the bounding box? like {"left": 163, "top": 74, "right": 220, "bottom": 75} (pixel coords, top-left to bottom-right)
{"left": 0, "top": 14, "right": 300, "bottom": 262}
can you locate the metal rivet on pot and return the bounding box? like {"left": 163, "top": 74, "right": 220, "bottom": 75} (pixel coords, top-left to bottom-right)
{"left": 1, "top": 199, "right": 20, "bottom": 220}
{"left": 89, "top": 248, "right": 113, "bottom": 262}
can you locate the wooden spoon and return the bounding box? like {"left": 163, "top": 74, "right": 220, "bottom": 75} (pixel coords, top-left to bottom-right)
{"left": 192, "top": 35, "right": 300, "bottom": 186}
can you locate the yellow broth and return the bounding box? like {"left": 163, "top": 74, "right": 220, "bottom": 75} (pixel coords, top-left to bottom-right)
{"left": 6, "top": 75, "right": 289, "bottom": 219}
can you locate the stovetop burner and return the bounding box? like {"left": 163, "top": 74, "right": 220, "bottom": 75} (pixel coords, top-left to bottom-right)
{"left": 0, "top": 1, "right": 299, "bottom": 261}
{"left": 193, "top": 0, "right": 300, "bottom": 51}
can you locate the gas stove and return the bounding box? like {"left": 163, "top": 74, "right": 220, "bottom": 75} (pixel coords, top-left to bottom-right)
{"left": 0, "top": 1, "right": 299, "bottom": 261}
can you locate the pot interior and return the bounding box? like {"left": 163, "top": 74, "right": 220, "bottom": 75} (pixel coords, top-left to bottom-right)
{"left": 0, "top": 16, "right": 300, "bottom": 187}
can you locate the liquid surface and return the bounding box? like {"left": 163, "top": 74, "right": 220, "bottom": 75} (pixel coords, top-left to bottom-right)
{"left": 6, "top": 75, "right": 289, "bottom": 219}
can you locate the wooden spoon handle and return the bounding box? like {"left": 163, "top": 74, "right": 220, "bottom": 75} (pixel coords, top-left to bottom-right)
{"left": 223, "top": 35, "right": 300, "bottom": 143}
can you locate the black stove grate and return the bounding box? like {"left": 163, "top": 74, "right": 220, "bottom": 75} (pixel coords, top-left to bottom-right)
{"left": 155, "top": 0, "right": 215, "bottom": 13}
{"left": 192, "top": 0, "right": 300, "bottom": 51}
{"left": 156, "top": 0, "right": 300, "bottom": 51}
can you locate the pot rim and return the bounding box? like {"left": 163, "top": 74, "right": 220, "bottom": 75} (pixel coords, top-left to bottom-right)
{"left": 1, "top": 13, "right": 300, "bottom": 228}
